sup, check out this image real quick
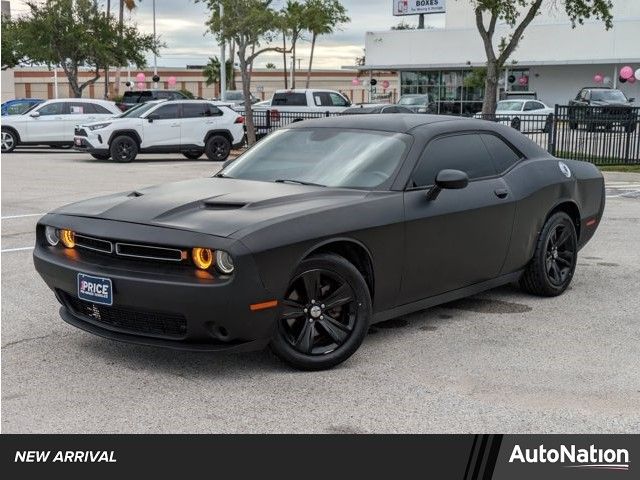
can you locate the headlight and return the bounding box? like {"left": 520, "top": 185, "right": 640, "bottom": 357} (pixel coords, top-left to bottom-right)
{"left": 45, "top": 226, "right": 59, "bottom": 246}
{"left": 59, "top": 229, "right": 75, "bottom": 248}
{"left": 215, "top": 250, "right": 234, "bottom": 274}
{"left": 192, "top": 247, "right": 213, "bottom": 270}
{"left": 88, "top": 123, "right": 111, "bottom": 130}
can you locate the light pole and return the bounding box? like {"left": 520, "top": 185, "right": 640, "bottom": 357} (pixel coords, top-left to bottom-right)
{"left": 152, "top": 0, "right": 158, "bottom": 88}
{"left": 219, "top": 3, "right": 226, "bottom": 101}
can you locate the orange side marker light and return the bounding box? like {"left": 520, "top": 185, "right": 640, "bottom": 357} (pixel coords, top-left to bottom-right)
{"left": 250, "top": 300, "right": 279, "bottom": 311}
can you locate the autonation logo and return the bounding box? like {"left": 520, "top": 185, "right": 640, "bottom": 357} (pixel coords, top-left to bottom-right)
{"left": 509, "top": 444, "right": 630, "bottom": 471}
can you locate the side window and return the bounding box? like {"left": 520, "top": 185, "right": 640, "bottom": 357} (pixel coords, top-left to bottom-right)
{"left": 152, "top": 104, "right": 180, "bottom": 120}
{"left": 7, "top": 102, "right": 30, "bottom": 114}
{"left": 272, "top": 93, "right": 307, "bottom": 106}
{"left": 92, "top": 104, "right": 113, "bottom": 114}
{"left": 524, "top": 101, "right": 544, "bottom": 111}
{"left": 37, "top": 102, "right": 67, "bottom": 116}
{"left": 329, "top": 92, "right": 349, "bottom": 107}
{"left": 580, "top": 89, "right": 590, "bottom": 102}
{"left": 204, "top": 104, "right": 222, "bottom": 116}
{"left": 68, "top": 102, "right": 90, "bottom": 114}
{"left": 155, "top": 91, "right": 172, "bottom": 100}
{"left": 411, "top": 134, "right": 496, "bottom": 188}
{"left": 182, "top": 103, "right": 207, "bottom": 118}
{"left": 480, "top": 134, "right": 522, "bottom": 173}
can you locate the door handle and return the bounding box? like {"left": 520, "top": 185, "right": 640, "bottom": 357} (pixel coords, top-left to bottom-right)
{"left": 494, "top": 188, "right": 509, "bottom": 199}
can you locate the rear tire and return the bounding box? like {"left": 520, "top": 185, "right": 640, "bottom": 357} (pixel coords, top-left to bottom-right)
{"left": 110, "top": 135, "right": 138, "bottom": 163}
{"left": 270, "top": 254, "right": 372, "bottom": 370}
{"left": 91, "top": 153, "right": 110, "bottom": 160}
{"left": 183, "top": 150, "right": 203, "bottom": 160}
{"left": 204, "top": 135, "right": 231, "bottom": 161}
{"left": 1, "top": 128, "right": 18, "bottom": 153}
{"left": 520, "top": 212, "right": 578, "bottom": 297}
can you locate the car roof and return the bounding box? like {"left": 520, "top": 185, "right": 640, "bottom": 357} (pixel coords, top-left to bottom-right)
{"left": 43, "top": 98, "right": 116, "bottom": 105}
{"left": 287, "top": 114, "right": 462, "bottom": 133}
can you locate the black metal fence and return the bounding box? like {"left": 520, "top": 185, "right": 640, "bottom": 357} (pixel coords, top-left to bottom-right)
{"left": 239, "top": 106, "right": 640, "bottom": 165}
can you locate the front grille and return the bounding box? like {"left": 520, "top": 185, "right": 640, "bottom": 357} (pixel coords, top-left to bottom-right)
{"left": 75, "top": 234, "right": 113, "bottom": 254}
{"left": 62, "top": 293, "right": 187, "bottom": 338}
{"left": 115, "top": 242, "right": 185, "bottom": 262}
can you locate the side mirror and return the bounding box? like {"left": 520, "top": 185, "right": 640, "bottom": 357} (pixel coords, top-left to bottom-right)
{"left": 426, "top": 169, "right": 469, "bottom": 201}
{"left": 629, "top": 98, "right": 636, "bottom": 103}
{"left": 29, "top": 111, "right": 40, "bottom": 118}
{"left": 147, "top": 113, "right": 159, "bottom": 122}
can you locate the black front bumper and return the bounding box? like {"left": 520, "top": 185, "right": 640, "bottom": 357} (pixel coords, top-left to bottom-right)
{"left": 33, "top": 215, "right": 278, "bottom": 352}
{"left": 73, "top": 137, "right": 109, "bottom": 155}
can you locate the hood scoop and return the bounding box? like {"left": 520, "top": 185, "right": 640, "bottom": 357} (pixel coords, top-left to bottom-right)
{"left": 203, "top": 200, "right": 247, "bottom": 210}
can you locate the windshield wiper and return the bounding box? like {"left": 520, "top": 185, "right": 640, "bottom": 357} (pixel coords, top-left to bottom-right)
{"left": 275, "top": 179, "right": 325, "bottom": 187}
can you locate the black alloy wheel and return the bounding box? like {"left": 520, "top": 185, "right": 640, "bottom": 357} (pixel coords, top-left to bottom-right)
{"left": 110, "top": 135, "right": 138, "bottom": 163}
{"left": 520, "top": 212, "right": 578, "bottom": 296}
{"left": 270, "top": 254, "right": 371, "bottom": 370}
{"left": 205, "top": 135, "right": 231, "bottom": 161}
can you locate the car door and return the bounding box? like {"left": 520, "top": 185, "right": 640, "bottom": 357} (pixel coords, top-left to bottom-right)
{"left": 142, "top": 103, "right": 181, "bottom": 148}
{"left": 180, "top": 102, "right": 218, "bottom": 147}
{"left": 312, "top": 91, "right": 350, "bottom": 112}
{"left": 24, "top": 101, "right": 69, "bottom": 142}
{"left": 400, "top": 131, "right": 517, "bottom": 304}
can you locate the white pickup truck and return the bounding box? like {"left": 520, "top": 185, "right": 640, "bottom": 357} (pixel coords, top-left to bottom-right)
{"left": 245, "top": 89, "right": 352, "bottom": 135}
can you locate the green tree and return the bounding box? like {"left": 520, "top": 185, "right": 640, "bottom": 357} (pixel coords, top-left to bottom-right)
{"left": 203, "top": 56, "right": 234, "bottom": 87}
{"left": 473, "top": 0, "right": 613, "bottom": 114}
{"left": 203, "top": 0, "right": 288, "bottom": 145}
{"left": 2, "top": 0, "right": 157, "bottom": 97}
{"left": 391, "top": 20, "right": 416, "bottom": 30}
{"left": 304, "top": 0, "right": 349, "bottom": 88}
{"left": 265, "top": 62, "right": 277, "bottom": 69}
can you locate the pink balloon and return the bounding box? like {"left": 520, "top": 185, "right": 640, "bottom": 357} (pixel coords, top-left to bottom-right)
{"left": 518, "top": 76, "right": 528, "bottom": 86}
{"left": 351, "top": 78, "right": 361, "bottom": 86}
{"left": 628, "top": 76, "right": 637, "bottom": 84}
{"left": 135, "top": 72, "right": 145, "bottom": 82}
{"left": 167, "top": 76, "right": 177, "bottom": 86}
{"left": 382, "top": 80, "right": 390, "bottom": 89}
{"left": 620, "top": 66, "right": 634, "bottom": 80}
{"left": 136, "top": 82, "right": 145, "bottom": 90}
{"left": 594, "top": 73, "right": 603, "bottom": 84}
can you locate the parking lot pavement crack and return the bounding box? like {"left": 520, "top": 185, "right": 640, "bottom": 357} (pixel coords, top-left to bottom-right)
{"left": 1, "top": 332, "right": 66, "bottom": 350}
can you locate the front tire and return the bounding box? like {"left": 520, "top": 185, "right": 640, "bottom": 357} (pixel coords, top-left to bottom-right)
{"left": 110, "top": 135, "right": 138, "bottom": 163}
{"left": 1, "top": 128, "right": 18, "bottom": 153}
{"left": 204, "top": 135, "right": 231, "bottom": 161}
{"left": 520, "top": 212, "right": 578, "bottom": 297}
{"left": 270, "top": 254, "right": 372, "bottom": 370}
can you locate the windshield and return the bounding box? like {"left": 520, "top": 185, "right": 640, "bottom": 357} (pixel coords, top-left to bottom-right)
{"left": 220, "top": 128, "right": 410, "bottom": 189}
{"left": 496, "top": 101, "right": 523, "bottom": 111}
{"left": 399, "top": 96, "right": 428, "bottom": 106}
{"left": 591, "top": 90, "right": 628, "bottom": 102}
{"left": 225, "top": 91, "right": 244, "bottom": 100}
{"left": 117, "top": 102, "right": 157, "bottom": 118}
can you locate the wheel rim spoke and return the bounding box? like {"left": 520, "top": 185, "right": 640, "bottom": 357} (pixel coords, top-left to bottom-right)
{"left": 294, "top": 321, "right": 315, "bottom": 354}
{"left": 281, "top": 299, "right": 305, "bottom": 320}
{"left": 556, "top": 227, "right": 571, "bottom": 247}
{"left": 322, "top": 283, "right": 353, "bottom": 310}
{"left": 302, "top": 271, "right": 321, "bottom": 303}
{"left": 317, "top": 314, "right": 350, "bottom": 344}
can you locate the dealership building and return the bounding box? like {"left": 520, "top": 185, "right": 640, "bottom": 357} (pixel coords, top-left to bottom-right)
{"left": 361, "top": 0, "right": 640, "bottom": 114}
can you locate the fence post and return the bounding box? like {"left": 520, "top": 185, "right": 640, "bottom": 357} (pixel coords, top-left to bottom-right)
{"left": 325, "top": 111, "right": 330, "bottom": 117}
{"left": 550, "top": 105, "right": 559, "bottom": 156}
{"left": 266, "top": 109, "right": 271, "bottom": 131}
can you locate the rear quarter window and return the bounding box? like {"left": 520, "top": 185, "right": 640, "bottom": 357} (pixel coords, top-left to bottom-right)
{"left": 480, "top": 134, "right": 523, "bottom": 173}
{"left": 272, "top": 93, "right": 307, "bottom": 106}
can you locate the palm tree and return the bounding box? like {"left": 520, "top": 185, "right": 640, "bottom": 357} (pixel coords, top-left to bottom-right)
{"left": 114, "top": 0, "right": 138, "bottom": 97}
{"left": 304, "top": 0, "right": 349, "bottom": 89}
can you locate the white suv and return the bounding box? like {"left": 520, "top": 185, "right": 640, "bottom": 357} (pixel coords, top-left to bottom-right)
{"left": 1, "top": 98, "right": 121, "bottom": 152}
{"left": 74, "top": 100, "right": 245, "bottom": 162}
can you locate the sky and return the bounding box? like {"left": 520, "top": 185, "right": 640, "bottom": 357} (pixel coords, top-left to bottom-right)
{"left": 8, "top": 0, "right": 445, "bottom": 70}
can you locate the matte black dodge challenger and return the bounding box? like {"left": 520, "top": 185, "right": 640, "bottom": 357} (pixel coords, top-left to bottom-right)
{"left": 34, "top": 115, "right": 605, "bottom": 370}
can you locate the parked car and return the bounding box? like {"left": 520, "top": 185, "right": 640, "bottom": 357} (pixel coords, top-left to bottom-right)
{"left": 1, "top": 98, "right": 44, "bottom": 116}
{"left": 1, "top": 98, "right": 121, "bottom": 153}
{"left": 34, "top": 115, "right": 604, "bottom": 370}
{"left": 568, "top": 87, "right": 637, "bottom": 132}
{"left": 474, "top": 99, "right": 554, "bottom": 132}
{"left": 116, "top": 89, "right": 189, "bottom": 111}
{"left": 341, "top": 104, "right": 413, "bottom": 115}
{"left": 397, "top": 94, "right": 436, "bottom": 113}
{"left": 73, "top": 99, "right": 245, "bottom": 162}
{"left": 222, "top": 90, "right": 259, "bottom": 106}
{"left": 248, "top": 89, "right": 352, "bottom": 135}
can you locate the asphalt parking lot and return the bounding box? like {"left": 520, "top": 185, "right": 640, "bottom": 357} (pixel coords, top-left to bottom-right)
{"left": 2, "top": 149, "right": 639, "bottom": 433}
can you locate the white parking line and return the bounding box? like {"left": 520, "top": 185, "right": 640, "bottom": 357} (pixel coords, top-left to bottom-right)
{"left": 1, "top": 213, "right": 46, "bottom": 220}
{"left": 1, "top": 246, "right": 34, "bottom": 253}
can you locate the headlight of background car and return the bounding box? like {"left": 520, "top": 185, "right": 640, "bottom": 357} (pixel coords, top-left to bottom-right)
{"left": 87, "top": 123, "right": 112, "bottom": 130}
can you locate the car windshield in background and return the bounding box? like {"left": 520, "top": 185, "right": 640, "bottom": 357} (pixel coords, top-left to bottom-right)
{"left": 122, "top": 91, "right": 154, "bottom": 103}
{"left": 496, "top": 101, "right": 523, "bottom": 111}
{"left": 591, "top": 90, "right": 628, "bottom": 102}
{"left": 117, "top": 102, "right": 157, "bottom": 118}
{"left": 225, "top": 91, "right": 244, "bottom": 101}
{"left": 221, "top": 128, "right": 410, "bottom": 189}
{"left": 399, "top": 96, "right": 428, "bottom": 106}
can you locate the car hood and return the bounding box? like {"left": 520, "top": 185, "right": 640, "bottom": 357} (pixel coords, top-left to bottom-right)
{"left": 79, "top": 117, "right": 134, "bottom": 128}
{"left": 590, "top": 101, "right": 631, "bottom": 107}
{"left": 52, "top": 177, "right": 368, "bottom": 238}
